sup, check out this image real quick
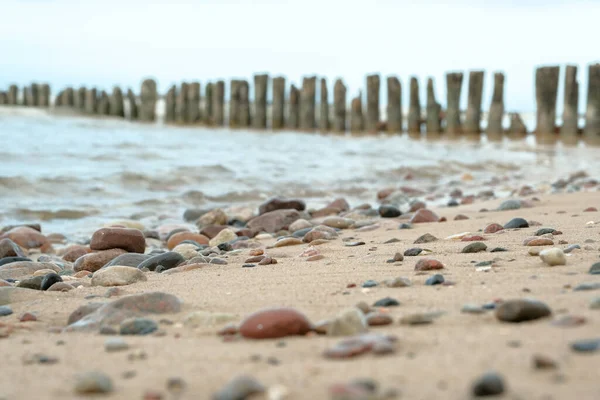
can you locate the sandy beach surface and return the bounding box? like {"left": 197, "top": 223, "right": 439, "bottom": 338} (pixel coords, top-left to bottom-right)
{"left": 0, "top": 189, "right": 599, "bottom": 400}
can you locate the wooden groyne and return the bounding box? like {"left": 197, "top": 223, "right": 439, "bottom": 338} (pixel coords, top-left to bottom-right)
{"left": 2, "top": 63, "right": 600, "bottom": 144}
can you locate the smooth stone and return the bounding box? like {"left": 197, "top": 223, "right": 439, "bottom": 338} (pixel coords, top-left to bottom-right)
{"left": 74, "top": 248, "right": 127, "bottom": 273}
{"left": 414, "top": 258, "right": 444, "bottom": 271}
{"left": 414, "top": 233, "right": 437, "bottom": 244}
{"left": 0, "top": 261, "right": 61, "bottom": 280}
{"left": 0, "top": 257, "right": 31, "bottom": 267}
{"left": 539, "top": 248, "right": 567, "bottom": 266}
{"left": 410, "top": 209, "right": 440, "bottom": 223}
{"left": 472, "top": 372, "right": 505, "bottom": 397}
{"left": 384, "top": 277, "right": 411, "bottom": 288}
{"left": 404, "top": 248, "right": 423, "bottom": 257}
{"left": 564, "top": 244, "right": 581, "bottom": 253}
{"left": 378, "top": 205, "right": 401, "bottom": 218}
{"left": 292, "top": 227, "right": 313, "bottom": 238}
{"left": 490, "top": 247, "right": 508, "bottom": 252}
{"left": 74, "top": 371, "right": 114, "bottom": 394}
{"left": 574, "top": 282, "right": 600, "bottom": 291}
{"left": 392, "top": 252, "right": 404, "bottom": 262}
{"left": 246, "top": 209, "right": 302, "bottom": 234}
{"left": 103, "top": 253, "right": 150, "bottom": 269}
{"left": 119, "top": 317, "right": 158, "bottom": 335}
{"left": 483, "top": 223, "right": 504, "bottom": 234}
{"left": 0, "top": 305, "right": 13, "bottom": 316}
{"left": 462, "top": 304, "right": 486, "bottom": 314}
{"left": 532, "top": 354, "right": 558, "bottom": 369}
{"left": 184, "top": 311, "right": 237, "bottom": 327}
{"left": 527, "top": 238, "right": 554, "bottom": 246}
{"left": 362, "top": 280, "right": 378, "bottom": 288}
{"left": 373, "top": 297, "right": 400, "bottom": 307}
{"left": 40, "top": 272, "right": 63, "bottom": 291}
{"left": 0, "top": 238, "right": 26, "bottom": 258}
{"left": 274, "top": 237, "right": 303, "bottom": 247}
{"left": 327, "top": 307, "right": 369, "bottom": 336}
{"left": 209, "top": 229, "right": 238, "bottom": 247}
{"left": 90, "top": 228, "right": 145, "bottom": 253}
{"left": 365, "top": 312, "right": 393, "bottom": 326}
{"left": 92, "top": 266, "right": 147, "bottom": 287}
{"left": 425, "top": 274, "right": 445, "bottom": 285}
{"left": 16, "top": 275, "right": 45, "bottom": 290}
{"left": 239, "top": 307, "right": 312, "bottom": 339}
{"left": 289, "top": 219, "right": 312, "bottom": 233}
{"left": 497, "top": 199, "right": 521, "bottom": 211}
{"left": 504, "top": 218, "right": 529, "bottom": 229}
{"left": 570, "top": 338, "right": 600, "bottom": 353}
{"left": 528, "top": 247, "right": 542, "bottom": 256}
{"left": 398, "top": 223, "right": 412, "bottom": 229}
{"left": 462, "top": 242, "right": 487, "bottom": 253}
{"left": 171, "top": 243, "right": 200, "bottom": 260}
{"left": 67, "top": 303, "right": 105, "bottom": 325}
{"left": 137, "top": 252, "right": 184, "bottom": 271}
{"left": 47, "top": 282, "right": 73, "bottom": 292}
{"left": 589, "top": 262, "right": 600, "bottom": 275}
{"left": 0, "top": 227, "right": 52, "bottom": 252}
{"left": 212, "top": 375, "right": 265, "bottom": 400}
{"left": 535, "top": 228, "right": 556, "bottom": 236}
{"left": 104, "top": 337, "right": 129, "bottom": 352}
{"left": 344, "top": 241, "right": 365, "bottom": 247}
{"left": 65, "top": 292, "right": 182, "bottom": 332}
{"left": 495, "top": 299, "right": 552, "bottom": 322}
{"left": 590, "top": 297, "right": 600, "bottom": 309}
{"left": 196, "top": 209, "right": 228, "bottom": 228}
{"left": 323, "top": 217, "right": 354, "bottom": 229}
{"left": 167, "top": 232, "right": 209, "bottom": 249}
{"left": 259, "top": 198, "right": 305, "bottom": 215}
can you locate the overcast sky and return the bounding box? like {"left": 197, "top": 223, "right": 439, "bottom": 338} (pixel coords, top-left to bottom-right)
{"left": 1, "top": 0, "right": 598, "bottom": 113}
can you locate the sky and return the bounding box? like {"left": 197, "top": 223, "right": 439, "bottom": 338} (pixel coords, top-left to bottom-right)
{"left": 1, "top": 0, "right": 599, "bottom": 113}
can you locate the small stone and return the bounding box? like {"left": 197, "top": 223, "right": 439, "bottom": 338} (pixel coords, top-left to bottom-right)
{"left": 392, "top": 252, "right": 404, "bottom": 262}
{"left": 323, "top": 217, "right": 354, "bottom": 229}
{"left": 209, "top": 229, "right": 238, "bottom": 247}
{"left": 454, "top": 214, "right": 469, "bottom": 220}
{"left": 570, "top": 338, "right": 600, "bottom": 353}
{"left": 495, "top": 299, "right": 552, "bottom": 322}
{"left": 410, "top": 209, "right": 440, "bottom": 223}
{"left": 425, "top": 274, "right": 444, "bottom": 285}
{"left": 539, "top": 248, "right": 567, "bottom": 266}
{"left": 398, "top": 223, "right": 412, "bottom": 230}
{"left": 535, "top": 228, "right": 556, "bottom": 236}
{"left": 573, "top": 282, "right": 600, "bottom": 291}
{"left": 366, "top": 312, "right": 393, "bottom": 326}
{"left": 590, "top": 297, "right": 600, "bottom": 309}
{"left": 563, "top": 244, "right": 580, "bottom": 253}
{"left": 498, "top": 199, "right": 521, "bottom": 211}
{"left": 239, "top": 307, "right": 312, "bottom": 339}
{"left": 362, "top": 280, "right": 378, "bottom": 288}
{"left": 323, "top": 333, "right": 396, "bottom": 359}
{"left": 504, "top": 218, "right": 529, "bottom": 229}
{"left": 373, "top": 297, "right": 400, "bottom": 307}
{"left": 462, "top": 304, "right": 486, "bottom": 314}
{"left": 462, "top": 242, "right": 487, "bottom": 253}
{"left": 532, "top": 354, "right": 557, "bottom": 369}
{"left": 166, "top": 377, "right": 187, "bottom": 394}
{"left": 483, "top": 223, "right": 504, "bottom": 234}
{"left": 589, "top": 262, "right": 600, "bottom": 275}
{"left": 91, "top": 266, "right": 147, "bottom": 287}
{"left": 584, "top": 207, "right": 598, "bottom": 212}
{"left": 528, "top": 247, "right": 542, "bottom": 256}
{"left": 19, "top": 312, "right": 37, "bottom": 322}
{"left": 414, "top": 258, "right": 444, "bottom": 271}
{"left": 399, "top": 312, "right": 437, "bottom": 325}
{"left": 472, "top": 372, "right": 505, "bottom": 397}
{"left": 274, "top": 237, "right": 304, "bottom": 247}
{"left": 344, "top": 241, "right": 365, "bottom": 247}
{"left": 527, "top": 238, "right": 554, "bottom": 246}
{"left": 461, "top": 235, "right": 485, "bottom": 242}
{"left": 0, "top": 305, "right": 13, "bottom": 316}
{"left": 212, "top": 375, "right": 265, "bottom": 400}
{"left": 104, "top": 337, "right": 129, "bottom": 352}
{"left": 378, "top": 205, "right": 401, "bottom": 218}
{"left": 137, "top": 252, "right": 185, "bottom": 272}
{"left": 16, "top": 275, "right": 44, "bottom": 290}
{"left": 414, "top": 233, "right": 437, "bottom": 244}
{"left": 74, "top": 371, "right": 114, "bottom": 394}
{"left": 119, "top": 317, "right": 158, "bottom": 335}
{"left": 384, "top": 277, "right": 411, "bottom": 288}
{"left": 40, "top": 273, "right": 63, "bottom": 291}
{"left": 490, "top": 247, "right": 508, "bottom": 252}
{"left": 404, "top": 248, "right": 423, "bottom": 257}
{"left": 327, "top": 307, "right": 369, "bottom": 336}
{"left": 90, "top": 227, "right": 146, "bottom": 253}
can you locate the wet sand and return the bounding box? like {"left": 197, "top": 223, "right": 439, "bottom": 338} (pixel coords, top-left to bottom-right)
{"left": 1, "top": 191, "right": 599, "bottom": 399}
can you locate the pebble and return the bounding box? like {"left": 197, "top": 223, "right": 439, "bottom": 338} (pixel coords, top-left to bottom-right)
{"left": 425, "top": 274, "right": 445, "bottom": 285}
{"left": 570, "top": 338, "right": 600, "bottom": 353}
{"left": 462, "top": 242, "right": 487, "bottom": 253}
{"left": 483, "top": 223, "right": 504, "bottom": 234}
{"left": 0, "top": 305, "right": 13, "bottom": 316}
{"left": 384, "top": 277, "right": 411, "bottom": 288}
{"left": 137, "top": 252, "right": 185, "bottom": 272}
{"left": 495, "top": 299, "right": 552, "bottom": 322}
{"left": 373, "top": 297, "right": 400, "bottom": 307}
{"left": 573, "top": 282, "right": 600, "bottom": 291}
{"left": 90, "top": 227, "right": 146, "bottom": 253}
{"left": 504, "top": 217, "right": 529, "bottom": 229}
{"left": 535, "top": 228, "right": 556, "bottom": 236}
{"left": 414, "top": 258, "right": 445, "bottom": 271}
{"left": 365, "top": 312, "right": 393, "bottom": 326}
{"left": 589, "top": 262, "right": 600, "bottom": 275}
{"left": 327, "top": 307, "right": 369, "bottom": 336}
{"left": 91, "top": 266, "right": 147, "bottom": 287}
{"left": 208, "top": 229, "right": 238, "bottom": 247}
{"left": 490, "top": 247, "right": 508, "bottom": 252}
{"left": 532, "top": 354, "right": 558, "bottom": 369}
{"left": 563, "top": 244, "right": 580, "bottom": 253}
{"left": 392, "top": 252, "right": 404, "bottom": 262}
{"left": 74, "top": 248, "right": 127, "bottom": 272}
{"left": 16, "top": 275, "right": 44, "bottom": 290}
{"left": 528, "top": 247, "right": 542, "bottom": 256}
{"left": 323, "top": 217, "right": 354, "bottom": 229}
{"left": 167, "top": 232, "right": 209, "bottom": 249}
{"left": 344, "top": 241, "right": 365, "bottom": 247}
{"left": 323, "top": 333, "right": 397, "bottom": 359}
{"left": 74, "top": 371, "right": 114, "bottom": 394}
{"left": 398, "top": 223, "right": 412, "bottom": 229}
{"left": 104, "top": 337, "right": 130, "bottom": 352}
{"left": 399, "top": 312, "right": 438, "bottom": 325}
{"left": 472, "top": 372, "right": 505, "bottom": 397}
{"left": 362, "top": 280, "right": 378, "bottom": 288}
{"left": 239, "top": 307, "right": 312, "bottom": 339}
{"left": 591, "top": 297, "right": 600, "bottom": 309}
{"left": 119, "top": 317, "right": 159, "bottom": 335}
{"left": 539, "top": 248, "right": 567, "bottom": 266}
{"left": 273, "top": 237, "right": 303, "bottom": 247}
{"left": 461, "top": 304, "right": 486, "bottom": 314}
{"left": 212, "top": 375, "right": 265, "bottom": 400}
{"left": 40, "top": 272, "right": 63, "bottom": 291}
{"left": 454, "top": 214, "right": 469, "bottom": 220}
{"left": 19, "top": 312, "right": 37, "bottom": 322}
{"left": 378, "top": 205, "right": 401, "bottom": 218}
{"left": 404, "top": 248, "right": 423, "bottom": 257}
{"left": 497, "top": 199, "right": 521, "bottom": 211}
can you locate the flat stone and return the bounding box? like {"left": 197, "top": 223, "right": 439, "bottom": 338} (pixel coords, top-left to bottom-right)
{"left": 92, "top": 266, "right": 147, "bottom": 287}
{"left": 239, "top": 307, "right": 312, "bottom": 339}
{"left": 74, "top": 371, "right": 114, "bottom": 394}
{"left": 0, "top": 261, "right": 61, "bottom": 280}
{"left": 365, "top": 312, "right": 393, "bottom": 326}
{"left": 119, "top": 317, "right": 158, "bottom": 335}
{"left": 16, "top": 275, "right": 44, "bottom": 290}
{"left": 574, "top": 282, "right": 600, "bottom": 291}
{"left": 535, "top": 228, "right": 556, "bottom": 236}
{"left": 362, "top": 280, "right": 378, "bottom": 288}
{"left": 372, "top": 297, "right": 400, "bottom": 307}
{"left": 90, "top": 228, "right": 145, "bottom": 253}
{"left": 137, "top": 252, "right": 185, "bottom": 271}
{"left": 327, "top": 307, "right": 369, "bottom": 336}
{"left": 378, "top": 205, "right": 401, "bottom": 218}
{"left": 323, "top": 217, "right": 354, "bottom": 229}
{"left": 212, "top": 375, "right": 265, "bottom": 400}
{"left": 472, "top": 372, "right": 505, "bottom": 397}
{"left": 462, "top": 242, "right": 487, "bottom": 253}
{"left": 497, "top": 199, "right": 521, "bottom": 211}
{"left": 462, "top": 304, "right": 486, "bottom": 314}
{"left": 425, "top": 274, "right": 445, "bottom": 285}
{"left": 495, "top": 299, "right": 552, "bottom": 322}
{"left": 570, "top": 338, "right": 600, "bottom": 353}
{"left": 504, "top": 218, "right": 529, "bottom": 229}
{"left": 74, "top": 248, "right": 127, "bottom": 273}
{"left": 414, "top": 233, "right": 437, "bottom": 244}
{"left": 0, "top": 305, "right": 13, "bottom": 316}
{"left": 527, "top": 238, "right": 554, "bottom": 246}
{"left": 104, "top": 337, "right": 129, "bottom": 352}
{"left": 404, "top": 248, "right": 423, "bottom": 257}
{"left": 273, "top": 237, "right": 303, "bottom": 247}
{"left": 103, "top": 253, "right": 151, "bottom": 269}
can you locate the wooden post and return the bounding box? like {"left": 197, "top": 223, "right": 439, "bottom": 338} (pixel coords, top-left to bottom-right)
{"left": 229, "top": 80, "right": 240, "bottom": 128}
{"left": 7, "top": 85, "right": 18, "bottom": 105}
{"left": 350, "top": 92, "right": 364, "bottom": 133}
{"left": 39, "top": 84, "right": 50, "bottom": 107}
{"left": 213, "top": 80, "right": 225, "bottom": 126}
{"left": 175, "top": 82, "right": 188, "bottom": 124}
{"left": 165, "top": 85, "right": 176, "bottom": 123}
{"left": 534, "top": 66, "right": 559, "bottom": 139}
{"left": 109, "top": 87, "right": 125, "bottom": 118}
{"left": 64, "top": 87, "right": 75, "bottom": 108}
{"left": 584, "top": 63, "right": 600, "bottom": 142}
{"left": 386, "top": 76, "right": 402, "bottom": 134}
{"left": 84, "top": 88, "right": 97, "bottom": 114}
{"left": 464, "top": 71, "right": 484, "bottom": 135}
{"left": 426, "top": 78, "right": 441, "bottom": 134}
{"left": 31, "top": 83, "right": 40, "bottom": 106}
{"left": 407, "top": 77, "right": 421, "bottom": 135}
{"left": 75, "top": 87, "right": 86, "bottom": 111}
{"left": 239, "top": 80, "right": 251, "bottom": 128}
{"left": 0, "top": 92, "right": 6, "bottom": 105}
{"left": 333, "top": 79, "right": 346, "bottom": 133}
{"left": 287, "top": 84, "right": 300, "bottom": 129}
{"left": 560, "top": 65, "right": 579, "bottom": 143}
{"left": 139, "top": 78, "right": 157, "bottom": 122}
{"left": 204, "top": 83, "right": 213, "bottom": 125}
{"left": 253, "top": 74, "right": 268, "bottom": 129}
{"left": 271, "top": 77, "right": 285, "bottom": 130}
{"left": 97, "top": 90, "right": 110, "bottom": 115}
{"left": 366, "top": 74, "right": 380, "bottom": 132}
{"left": 300, "top": 76, "right": 316, "bottom": 131}
{"left": 23, "top": 85, "right": 34, "bottom": 106}
{"left": 446, "top": 72, "right": 463, "bottom": 134}
{"left": 187, "top": 82, "right": 201, "bottom": 124}
{"left": 319, "top": 78, "right": 329, "bottom": 132}
{"left": 487, "top": 72, "right": 505, "bottom": 140}
{"left": 127, "top": 89, "right": 138, "bottom": 120}
{"left": 508, "top": 113, "right": 528, "bottom": 138}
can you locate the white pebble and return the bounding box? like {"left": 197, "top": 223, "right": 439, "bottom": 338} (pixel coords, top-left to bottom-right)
{"left": 539, "top": 247, "right": 567, "bottom": 266}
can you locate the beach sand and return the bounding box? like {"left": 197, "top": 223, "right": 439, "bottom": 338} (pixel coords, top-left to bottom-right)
{"left": 1, "top": 191, "right": 599, "bottom": 400}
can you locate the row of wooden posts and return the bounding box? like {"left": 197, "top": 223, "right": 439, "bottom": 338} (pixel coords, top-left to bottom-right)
{"left": 1, "top": 64, "right": 600, "bottom": 142}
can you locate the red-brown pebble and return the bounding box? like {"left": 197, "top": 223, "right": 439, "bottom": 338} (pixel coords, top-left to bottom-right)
{"left": 248, "top": 249, "right": 264, "bottom": 256}
{"left": 366, "top": 312, "right": 393, "bottom": 326}
{"left": 409, "top": 201, "right": 426, "bottom": 212}
{"left": 239, "top": 308, "right": 312, "bottom": 339}
{"left": 462, "top": 235, "right": 485, "bottom": 242}
{"left": 47, "top": 282, "right": 73, "bottom": 292}
{"left": 414, "top": 258, "right": 445, "bottom": 271}
{"left": 73, "top": 248, "right": 127, "bottom": 272}
{"left": 410, "top": 209, "right": 440, "bottom": 224}
{"left": 0, "top": 227, "right": 52, "bottom": 253}
{"left": 199, "top": 225, "right": 228, "bottom": 239}
{"left": 584, "top": 207, "right": 598, "bottom": 212}
{"left": 461, "top": 195, "right": 475, "bottom": 205}
{"left": 484, "top": 223, "right": 504, "bottom": 234}
{"left": 245, "top": 255, "right": 265, "bottom": 263}
{"left": 90, "top": 228, "right": 146, "bottom": 253}
{"left": 73, "top": 270, "right": 92, "bottom": 278}
{"left": 526, "top": 238, "right": 554, "bottom": 246}
{"left": 166, "top": 232, "right": 209, "bottom": 250}
{"left": 439, "top": 217, "right": 447, "bottom": 222}
{"left": 258, "top": 257, "right": 276, "bottom": 265}
{"left": 61, "top": 245, "right": 91, "bottom": 262}
{"left": 19, "top": 312, "right": 37, "bottom": 322}
{"left": 454, "top": 214, "right": 469, "bottom": 221}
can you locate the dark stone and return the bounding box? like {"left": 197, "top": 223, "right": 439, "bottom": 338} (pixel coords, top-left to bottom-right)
{"left": 495, "top": 299, "right": 552, "bottom": 322}
{"left": 573, "top": 282, "right": 600, "bottom": 291}
{"left": 119, "top": 317, "right": 158, "bottom": 335}
{"left": 448, "top": 199, "right": 459, "bottom": 207}
{"left": 242, "top": 264, "right": 256, "bottom": 268}
{"left": 0, "top": 305, "right": 13, "bottom": 316}
{"left": 0, "top": 238, "right": 26, "bottom": 258}
{"left": 490, "top": 247, "right": 508, "bottom": 252}
{"left": 462, "top": 242, "right": 487, "bottom": 253}
{"left": 292, "top": 228, "right": 313, "bottom": 238}
{"left": 137, "top": 252, "right": 184, "bottom": 271}
{"left": 104, "top": 253, "right": 151, "bottom": 269}
{"left": 472, "top": 372, "right": 505, "bottom": 397}
{"left": 362, "top": 280, "right": 378, "bottom": 288}
{"left": 398, "top": 223, "right": 412, "bottom": 229}
{"left": 414, "top": 233, "right": 437, "bottom": 244}
{"left": 217, "top": 243, "right": 233, "bottom": 252}
{"left": 372, "top": 297, "right": 400, "bottom": 307}
{"left": 475, "top": 261, "right": 493, "bottom": 267}
{"left": 570, "top": 338, "right": 600, "bottom": 353}
{"left": 378, "top": 205, "right": 401, "bottom": 218}
{"left": 258, "top": 198, "right": 306, "bottom": 215}
{"left": 404, "top": 248, "right": 423, "bottom": 257}
{"left": 589, "top": 262, "right": 600, "bottom": 275}
{"left": 41, "top": 273, "right": 62, "bottom": 291}
{"left": 504, "top": 218, "right": 529, "bottom": 229}
{"left": 183, "top": 208, "right": 207, "bottom": 222}
{"left": 16, "top": 275, "right": 45, "bottom": 290}
{"left": 0, "top": 257, "right": 31, "bottom": 267}
{"left": 535, "top": 228, "right": 556, "bottom": 236}
{"left": 425, "top": 274, "right": 445, "bottom": 286}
